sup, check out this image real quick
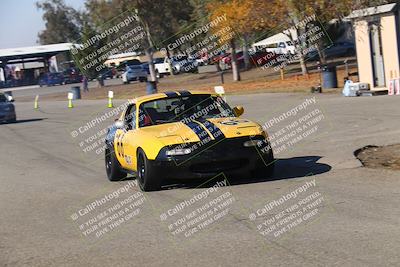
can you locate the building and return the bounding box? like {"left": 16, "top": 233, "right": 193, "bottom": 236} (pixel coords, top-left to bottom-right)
{"left": 0, "top": 43, "right": 74, "bottom": 87}
{"left": 347, "top": 3, "right": 400, "bottom": 92}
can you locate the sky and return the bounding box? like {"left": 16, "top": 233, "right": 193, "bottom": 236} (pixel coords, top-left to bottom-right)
{"left": 0, "top": 0, "right": 85, "bottom": 49}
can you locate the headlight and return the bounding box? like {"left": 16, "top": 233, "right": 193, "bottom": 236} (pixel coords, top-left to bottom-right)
{"left": 166, "top": 148, "right": 191, "bottom": 156}
{"left": 243, "top": 140, "right": 263, "bottom": 147}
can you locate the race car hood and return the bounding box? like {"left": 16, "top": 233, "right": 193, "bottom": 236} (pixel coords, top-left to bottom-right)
{"left": 138, "top": 117, "right": 264, "bottom": 146}
{"left": 205, "top": 117, "right": 263, "bottom": 138}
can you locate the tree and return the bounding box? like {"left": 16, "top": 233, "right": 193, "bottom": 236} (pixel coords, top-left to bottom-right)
{"left": 84, "top": 0, "right": 192, "bottom": 82}
{"left": 36, "top": 0, "right": 82, "bottom": 44}
{"left": 208, "top": 0, "right": 285, "bottom": 81}
{"left": 284, "top": 0, "right": 390, "bottom": 70}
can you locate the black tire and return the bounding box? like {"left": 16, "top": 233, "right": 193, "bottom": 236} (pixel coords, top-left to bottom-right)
{"left": 137, "top": 148, "right": 161, "bottom": 191}
{"left": 105, "top": 145, "right": 127, "bottom": 181}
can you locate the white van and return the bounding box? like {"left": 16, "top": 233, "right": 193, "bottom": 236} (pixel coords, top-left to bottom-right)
{"left": 253, "top": 33, "right": 296, "bottom": 55}
{"left": 265, "top": 41, "right": 296, "bottom": 55}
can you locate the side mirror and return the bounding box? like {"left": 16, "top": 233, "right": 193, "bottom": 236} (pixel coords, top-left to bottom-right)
{"left": 233, "top": 106, "right": 244, "bottom": 117}
{"left": 114, "top": 120, "right": 125, "bottom": 129}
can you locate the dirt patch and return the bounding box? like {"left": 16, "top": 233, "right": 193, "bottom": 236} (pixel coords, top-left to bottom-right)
{"left": 355, "top": 145, "right": 400, "bottom": 171}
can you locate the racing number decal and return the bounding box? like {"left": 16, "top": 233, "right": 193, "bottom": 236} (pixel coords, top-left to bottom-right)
{"left": 116, "top": 132, "right": 125, "bottom": 158}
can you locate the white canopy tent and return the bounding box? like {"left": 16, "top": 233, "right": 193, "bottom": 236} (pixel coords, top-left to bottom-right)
{"left": 252, "top": 33, "right": 292, "bottom": 47}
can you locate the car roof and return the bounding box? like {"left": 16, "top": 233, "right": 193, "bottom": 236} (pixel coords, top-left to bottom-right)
{"left": 132, "top": 91, "right": 218, "bottom": 104}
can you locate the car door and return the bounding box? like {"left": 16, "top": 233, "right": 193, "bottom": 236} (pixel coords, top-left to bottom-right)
{"left": 119, "top": 104, "right": 142, "bottom": 171}
{"left": 115, "top": 104, "right": 136, "bottom": 170}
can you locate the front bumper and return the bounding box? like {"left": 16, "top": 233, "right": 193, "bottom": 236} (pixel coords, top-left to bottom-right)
{"left": 0, "top": 111, "right": 16, "bottom": 122}
{"left": 150, "top": 136, "right": 274, "bottom": 180}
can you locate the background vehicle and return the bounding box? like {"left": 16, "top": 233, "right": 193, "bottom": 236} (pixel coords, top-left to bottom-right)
{"left": 140, "top": 63, "right": 150, "bottom": 74}
{"left": 171, "top": 56, "right": 198, "bottom": 74}
{"left": 324, "top": 42, "right": 356, "bottom": 58}
{"left": 38, "top": 72, "right": 65, "bottom": 87}
{"left": 105, "top": 91, "right": 274, "bottom": 191}
{"left": 265, "top": 41, "right": 296, "bottom": 55}
{"left": 215, "top": 51, "right": 245, "bottom": 69}
{"left": 117, "top": 59, "right": 142, "bottom": 78}
{"left": 154, "top": 57, "right": 173, "bottom": 77}
{"left": 308, "top": 42, "right": 356, "bottom": 60}
{"left": 63, "top": 68, "right": 82, "bottom": 84}
{"left": 122, "top": 65, "right": 148, "bottom": 84}
{"left": 249, "top": 51, "right": 281, "bottom": 67}
{"left": 99, "top": 67, "right": 117, "bottom": 80}
{"left": 154, "top": 56, "right": 198, "bottom": 77}
{"left": 0, "top": 92, "right": 16, "bottom": 123}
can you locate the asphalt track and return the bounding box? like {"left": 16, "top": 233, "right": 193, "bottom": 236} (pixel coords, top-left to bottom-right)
{"left": 1, "top": 92, "right": 400, "bottom": 266}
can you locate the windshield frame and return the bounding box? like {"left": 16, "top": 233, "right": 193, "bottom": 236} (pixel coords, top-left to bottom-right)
{"left": 137, "top": 94, "right": 235, "bottom": 128}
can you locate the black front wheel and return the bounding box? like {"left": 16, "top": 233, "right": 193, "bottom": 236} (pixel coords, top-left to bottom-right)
{"left": 137, "top": 148, "right": 161, "bottom": 191}
{"left": 105, "top": 145, "right": 127, "bottom": 181}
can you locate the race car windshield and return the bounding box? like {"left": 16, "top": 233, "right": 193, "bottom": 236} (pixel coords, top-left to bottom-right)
{"left": 139, "top": 95, "right": 234, "bottom": 127}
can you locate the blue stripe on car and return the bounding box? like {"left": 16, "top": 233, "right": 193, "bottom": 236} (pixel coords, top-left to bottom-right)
{"left": 182, "top": 121, "right": 212, "bottom": 143}
{"left": 197, "top": 119, "right": 226, "bottom": 141}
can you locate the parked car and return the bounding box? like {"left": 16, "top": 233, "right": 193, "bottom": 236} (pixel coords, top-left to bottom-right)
{"left": 140, "top": 63, "right": 150, "bottom": 74}
{"left": 122, "top": 65, "right": 148, "bottom": 84}
{"left": 325, "top": 42, "right": 356, "bottom": 58}
{"left": 154, "top": 56, "right": 198, "bottom": 77}
{"left": 171, "top": 56, "right": 198, "bottom": 74}
{"left": 210, "top": 52, "right": 230, "bottom": 64}
{"left": 265, "top": 41, "right": 296, "bottom": 55}
{"left": 99, "top": 67, "right": 117, "bottom": 80}
{"left": 154, "top": 57, "right": 174, "bottom": 77}
{"left": 308, "top": 42, "right": 356, "bottom": 60}
{"left": 0, "top": 92, "right": 16, "bottom": 123}
{"left": 63, "top": 68, "right": 82, "bottom": 84}
{"left": 38, "top": 72, "right": 65, "bottom": 87}
{"left": 117, "top": 60, "right": 142, "bottom": 78}
{"left": 219, "top": 51, "right": 245, "bottom": 68}
{"left": 249, "top": 51, "right": 280, "bottom": 67}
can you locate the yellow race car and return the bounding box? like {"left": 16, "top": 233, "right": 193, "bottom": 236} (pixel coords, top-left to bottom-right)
{"left": 105, "top": 91, "right": 274, "bottom": 191}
